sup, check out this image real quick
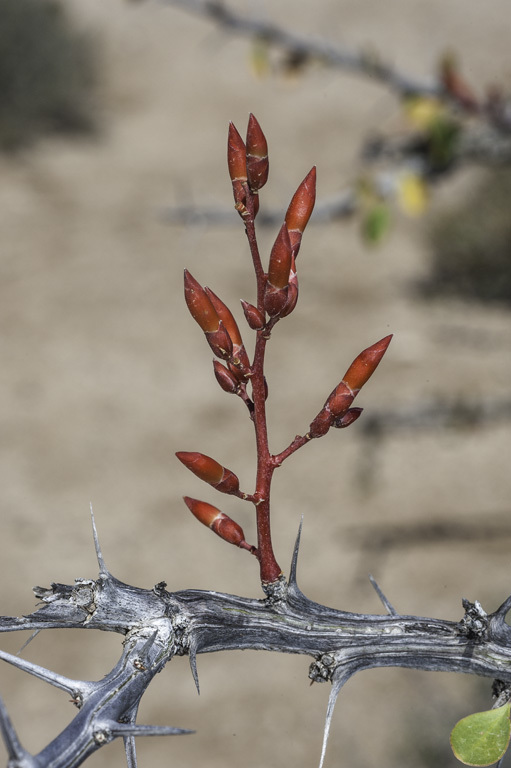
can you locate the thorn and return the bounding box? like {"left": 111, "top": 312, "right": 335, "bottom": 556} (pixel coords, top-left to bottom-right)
{"left": 0, "top": 694, "right": 33, "bottom": 764}
{"left": 189, "top": 639, "right": 200, "bottom": 695}
{"left": 289, "top": 516, "right": 304, "bottom": 587}
{"left": 0, "top": 649, "right": 85, "bottom": 697}
{"left": 90, "top": 503, "right": 109, "bottom": 576}
{"left": 368, "top": 574, "right": 397, "bottom": 615}
{"left": 138, "top": 631, "right": 158, "bottom": 667}
{"left": 17, "top": 629, "right": 41, "bottom": 656}
{"left": 110, "top": 724, "right": 194, "bottom": 738}
{"left": 124, "top": 735, "right": 137, "bottom": 768}
{"left": 494, "top": 594, "right": 511, "bottom": 619}
{"left": 121, "top": 705, "right": 140, "bottom": 768}
{"left": 318, "top": 674, "right": 343, "bottom": 768}
{"left": 318, "top": 665, "right": 357, "bottom": 768}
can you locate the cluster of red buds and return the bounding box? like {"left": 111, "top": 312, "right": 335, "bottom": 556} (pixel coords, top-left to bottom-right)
{"left": 178, "top": 115, "right": 391, "bottom": 584}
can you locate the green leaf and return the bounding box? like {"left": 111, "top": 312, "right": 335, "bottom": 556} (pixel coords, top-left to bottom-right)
{"left": 361, "top": 203, "right": 390, "bottom": 245}
{"left": 427, "top": 116, "right": 461, "bottom": 173}
{"left": 450, "top": 702, "right": 511, "bottom": 766}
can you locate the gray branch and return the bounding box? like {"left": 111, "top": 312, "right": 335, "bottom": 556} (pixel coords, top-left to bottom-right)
{"left": 161, "top": 0, "right": 438, "bottom": 98}
{"left": 2, "top": 524, "right": 511, "bottom": 767}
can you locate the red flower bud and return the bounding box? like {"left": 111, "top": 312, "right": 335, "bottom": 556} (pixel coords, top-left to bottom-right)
{"left": 228, "top": 122, "right": 248, "bottom": 208}
{"left": 326, "top": 381, "right": 354, "bottom": 419}
{"left": 204, "top": 288, "right": 242, "bottom": 346}
{"left": 333, "top": 407, "right": 363, "bottom": 429}
{"left": 183, "top": 497, "right": 252, "bottom": 550}
{"left": 285, "top": 167, "right": 316, "bottom": 257}
{"left": 176, "top": 452, "right": 240, "bottom": 494}
{"left": 205, "top": 288, "right": 251, "bottom": 376}
{"left": 215, "top": 469, "right": 240, "bottom": 494}
{"left": 205, "top": 321, "right": 233, "bottom": 360}
{"left": 184, "top": 270, "right": 220, "bottom": 334}
{"left": 279, "top": 255, "right": 298, "bottom": 317}
{"left": 267, "top": 223, "right": 292, "bottom": 290}
{"left": 342, "top": 335, "right": 392, "bottom": 394}
{"left": 241, "top": 300, "right": 265, "bottom": 330}
{"left": 309, "top": 407, "right": 333, "bottom": 439}
{"left": 246, "top": 113, "right": 269, "bottom": 191}
{"left": 440, "top": 53, "right": 479, "bottom": 112}
{"left": 213, "top": 361, "right": 239, "bottom": 393}
{"left": 263, "top": 283, "right": 289, "bottom": 318}
{"left": 177, "top": 451, "right": 223, "bottom": 484}
{"left": 227, "top": 122, "right": 248, "bottom": 183}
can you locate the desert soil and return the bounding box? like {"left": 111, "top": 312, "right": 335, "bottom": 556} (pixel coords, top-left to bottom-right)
{"left": 1, "top": 1, "right": 511, "bottom": 767}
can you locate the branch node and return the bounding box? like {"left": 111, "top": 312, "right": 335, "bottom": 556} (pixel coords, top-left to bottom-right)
{"left": 309, "top": 654, "right": 335, "bottom": 684}
{"left": 458, "top": 598, "right": 489, "bottom": 640}
{"left": 261, "top": 574, "right": 288, "bottom": 605}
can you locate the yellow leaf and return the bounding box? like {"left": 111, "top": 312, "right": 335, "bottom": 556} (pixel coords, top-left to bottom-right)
{"left": 249, "top": 38, "right": 270, "bottom": 79}
{"left": 397, "top": 172, "right": 428, "bottom": 216}
{"left": 403, "top": 96, "right": 444, "bottom": 130}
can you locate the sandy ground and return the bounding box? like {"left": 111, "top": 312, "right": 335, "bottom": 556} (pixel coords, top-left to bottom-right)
{"left": 1, "top": 1, "right": 511, "bottom": 767}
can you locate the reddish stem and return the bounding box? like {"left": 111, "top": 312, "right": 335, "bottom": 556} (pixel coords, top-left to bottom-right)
{"left": 273, "top": 434, "right": 311, "bottom": 467}
{"left": 243, "top": 191, "right": 282, "bottom": 583}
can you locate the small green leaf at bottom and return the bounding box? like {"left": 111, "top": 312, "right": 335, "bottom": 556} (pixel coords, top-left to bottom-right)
{"left": 361, "top": 203, "right": 391, "bottom": 245}
{"left": 450, "top": 702, "right": 511, "bottom": 766}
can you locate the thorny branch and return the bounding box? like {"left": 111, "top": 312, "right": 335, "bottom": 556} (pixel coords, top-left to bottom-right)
{"left": 2, "top": 519, "right": 511, "bottom": 768}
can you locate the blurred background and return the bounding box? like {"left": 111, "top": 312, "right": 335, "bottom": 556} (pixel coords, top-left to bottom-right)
{"left": 1, "top": 1, "right": 511, "bottom": 766}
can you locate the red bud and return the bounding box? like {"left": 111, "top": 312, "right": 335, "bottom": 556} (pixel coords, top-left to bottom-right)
{"left": 205, "top": 288, "right": 251, "bottom": 375}
{"left": 246, "top": 113, "right": 269, "bottom": 191}
{"left": 215, "top": 468, "right": 241, "bottom": 494}
{"left": 176, "top": 452, "right": 240, "bottom": 494}
{"left": 285, "top": 167, "right": 316, "bottom": 257}
{"left": 241, "top": 300, "right": 265, "bottom": 330}
{"left": 326, "top": 384, "right": 354, "bottom": 419}
{"left": 213, "top": 361, "right": 239, "bottom": 393}
{"left": 342, "top": 335, "right": 392, "bottom": 393}
{"left": 263, "top": 283, "right": 289, "bottom": 318}
{"left": 440, "top": 54, "right": 479, "bottom": 112}
{"left": 205, "top": 288, "right": 242, "bottom": 346}
{"left": 205, "top": 321, "right": 233, "bottom": 360}
{"left": 279, "top": 255, "right": 298, "bottom": 317}
{"left": 319, "top": 336, "right": 391, "bottom": 425}
{"left": 177, "top": 451, "right": 223, "bottom": 484}
{"left": 333, "top": 407, "right": 363, "bottom": 429}
{"left": 184, "top": 270, "right": 220, "bottom": 334}
{"left": 267, "top": 223, "right": 292, "bottom": 289}
{"left": 183, "top": 497, "right": 252, "bottom": 549}
{"left": 309, "top": 407, "right": 333, "bottom": 439}
{"left": 228, "top": 122, "right": 248, "bottom": 208}
{"left": 227, "top": 122, "right": 248, "bottom": 182}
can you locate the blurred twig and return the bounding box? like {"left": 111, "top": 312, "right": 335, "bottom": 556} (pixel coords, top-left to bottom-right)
{"left": 160, "top": 190, "right": 356, "bottom": 226}
{"left": 160, "top": 0, "right": 511, "bottom": 230}
{"left": 360, "top": 397, "right": 511, "bottom": 439}
{"left": 160, "top": 0, "right": 439, "bottom": 98}
{"left": 349, "top": 513, "right": 511, "bottom": 584}
{"left": 350, "top": 515, "right": 511, "bottom": 552}
{"left": 355, "top": 397, "right": 511, "bottom": 495}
